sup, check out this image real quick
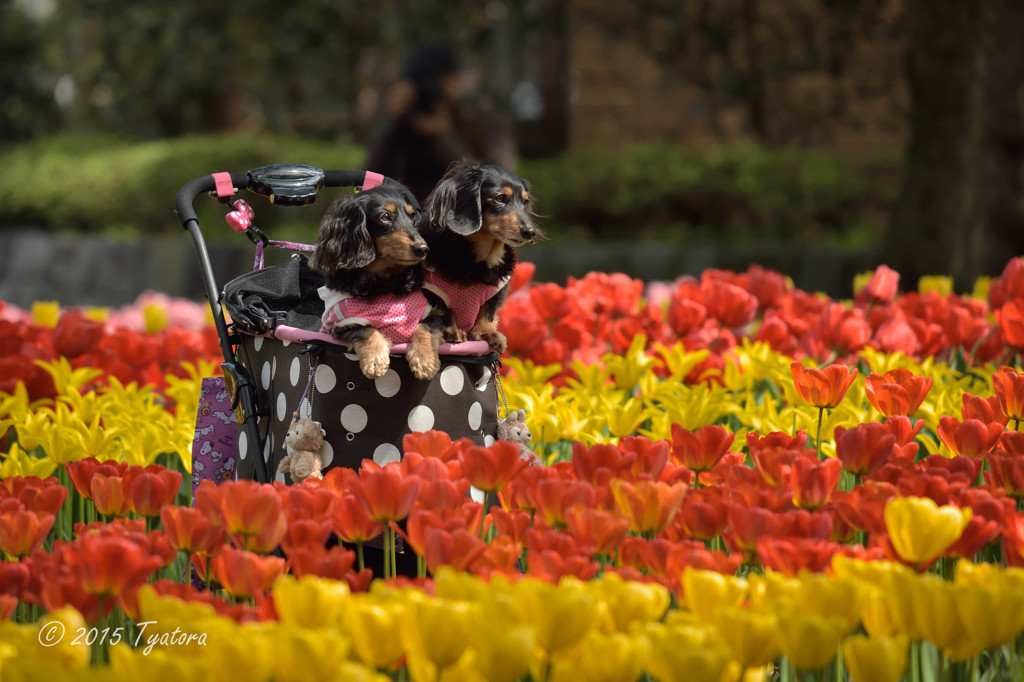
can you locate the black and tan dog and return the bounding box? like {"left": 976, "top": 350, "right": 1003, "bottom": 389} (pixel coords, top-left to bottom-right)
{"left": 418, "top": 159, "right": 543, "bottom": 353}
{"left": 309, "top": 184, "right": 445, "bottom": 380}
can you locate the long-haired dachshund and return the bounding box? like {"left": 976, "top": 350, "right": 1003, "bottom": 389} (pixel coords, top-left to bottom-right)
{"left": 308, "top": 184, "right": 444, "bottom": 380}
{"left": 419, "top": 159, "right": 543, "bottom": 353}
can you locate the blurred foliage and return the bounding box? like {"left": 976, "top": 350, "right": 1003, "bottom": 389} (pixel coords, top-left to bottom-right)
{"left": 519, "top": 145, "right": 901, "bottom": 246}
{"left": 0, "top": 134, "right": 900, "bottom": 249}
{"left": 0, "top": 133, "right": 364, "bottom": 240}
{"left": 1, "top": 1, "right": 59, "bottom": 140}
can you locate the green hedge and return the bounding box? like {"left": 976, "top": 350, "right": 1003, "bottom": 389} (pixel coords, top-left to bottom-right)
{"left": 0, "top": 134, "right": 901, "bottom": 247}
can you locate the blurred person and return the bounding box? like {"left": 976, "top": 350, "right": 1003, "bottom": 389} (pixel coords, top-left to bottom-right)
{"left": 365, "top": 43, "right": 517, "bottom": 202}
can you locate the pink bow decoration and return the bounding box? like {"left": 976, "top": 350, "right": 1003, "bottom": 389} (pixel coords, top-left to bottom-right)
{"left": 225, "top": 199, "right": 255, "bottom": 232}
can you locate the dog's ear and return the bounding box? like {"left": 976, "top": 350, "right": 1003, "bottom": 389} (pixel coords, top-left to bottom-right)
{"left": 425, "top": 160, "right": 483, "bottom": 235}
{"left": 309, "top": 198, "right": 376, "bottom": 272}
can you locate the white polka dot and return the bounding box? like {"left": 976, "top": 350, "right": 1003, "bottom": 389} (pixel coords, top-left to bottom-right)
{"left": 261, "top": 362, "right": 272, "bottom": 390}
{"left": 344, "top": 352, "right": 359, "bottom": 362}
{"left": 253, "top": 336, "right": 264, "bottom": 351}
{"left": 469, "top": 486, "right": 485, "bottom": 503}
{"left": 320, "top": 441, "right": 334, "bottom": 468}
{"left": 263, "top": 436, "right": 272, "bottom": 462}
{"left": 468, "top": 402, "right": 482, "bottom": 431}
{"left": 289, "top": 357, "right": 301, "bottom": 386}
{"left": 408, "top": 405, "right": 435, "bottom": 432}
{"left": 476, "top": 367, "right": 492, "bottom": 391}
{"left": 275, "top": 470, "right": 286, "bottom": 483}
{"left": 271, "top": 356, "right": 277, "bottom": 380}
{"left": 315, "top": 364, "right": 337, "bottom": 393}
{"left": 484, "top": 435, "right": 495, "bottom": 447}
{"left": 373, "top": 443, "right": 401, "bottom": 466}
{"left": 440, "top": 366, "right": 465, "bottom": 395}
{"left": 238, "top": 430, "right": 248, "bottom": 460}
{"left": 341, "top": 404, "right": 368, "bottom": 433}
{"left": 375, "top": 369, "right": 401, "bottom": 398}
{"left": 282, "top": 340, "right": 292, "bottom": 348}
{"left": 276, "top": 393, "right": 287, "bottom": 422}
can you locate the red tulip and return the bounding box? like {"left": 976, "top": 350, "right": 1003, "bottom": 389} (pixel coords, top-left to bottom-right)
{"left": 996, "top": 298, "right": 1024, "bottom": 349}
{"left": 401, "top": 430, "right": 463, "bottom": 462}
{"left": 756, "top": 537, "right": 841, "bottom": 575}
{"left": 459, "top": 441, "right": 529, "bottom": 494}
{"left": 331, "top": 493, "right": 386, "bottom": 545}
{"left": 287, "top": 545, "right": 357, "bottom": 580}
{"left": 723, "top": 504, "right": 780, "bottom": 560}
{"left": 790, "top": 456, "right": 842, "bottom": 510}
{"left": 961, "top": 392, "right": 1009, "bottom": 426}
{"left": 834, "top": 422, "right": 896, "bottom": 475}
{"left": 90, "top": 473, "right": 132, "bottom": 517}
{"left": 196, "top": 480, "right": 286, "bottom": 553}
{"left": 159, "top": 505, "right": 225, "bottom": 556}
{"left": 859, "top": 264, "right": 900, "bottom": 302}
{"left": 210, "top": 546, "right": 286, "bottom": 599}
{"left": 620, "top": 436, "right": 671, "bottom": 479}
{"left": 485, "top": 508, "right": 533, "bottom": 544}
{"left": 532, "top": 479, "right": 597, "bottom": 529}
{"left": 992, "top": 366, "right": 1024, "bottom": 423}
{"left": 0, "top": 559, "right": 30, "bottom": 601}
{"left": 126, "top": 465, "right": 182, "bottom": 517}
{"left": 347, "top": 462, "right": 421, "bottom": 523}
{"left": 701, "top": 278, "right": 759, "bottom": 329}
{"left": 421, "top": 527, "right": 488, "bottom": 574}
{"left": 1, "top": 476, "right": 67, "bottom": 517}
{"left": 671, "top": 423, "right": 735, "bottom": 474}
{"left": 818, "top": 303, "right": 871, "bottom": 355}
{"left": 863, "top": 368, "right": 933, "bottom": 417}
{"left": 791, "top": 361, "right": 859, "bottom": 409}
{"left": 986, "top": 450, "right": 1024, "bottom": 498}
{"left": 937, "top": 416, "right": 1004, "bottom": 458}
{"left": 64, "top": 534, "right": 163, "bottom": 598}
{"left": 564, "top": 506, "right": 630, "bottom": 556}
{"left": 0, "top": 507, "right": 55, "bottom": 558}
{"left": 669, "top": 485, "right": 729, "bottom": 541}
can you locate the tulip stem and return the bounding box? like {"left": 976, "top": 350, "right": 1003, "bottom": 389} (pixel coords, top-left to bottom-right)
{"left": 815, "top": 407, "right": 824, "bottom": 459}
{"left": 355, "top": 543, "right": 364, "bottom": 572}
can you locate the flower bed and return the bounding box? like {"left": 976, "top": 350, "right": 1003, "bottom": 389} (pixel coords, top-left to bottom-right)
{"left": 2, "top": 260, "right": 1024, "bottom": 681}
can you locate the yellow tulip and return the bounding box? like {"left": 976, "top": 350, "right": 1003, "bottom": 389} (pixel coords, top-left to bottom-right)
{"left": 790, "top": 572, "right": 865, "bottom": 628}
{"left": 399, "top": 594, "right": 479, "bottom": 673}
{"left": 202, "top": 623, "right": 272, "bottom": 682}
{"left": 644, "top": 622, "right": 730, "bottom": 682}
{"left": 109, "top": 642, "right": 204, "bottom": 681}
{"left": 774, "top": 605, "right": 848, "bottom": 672}
{"left": 842, "top": 634, "right": 908, "bottom": 682}
{"left": 950, "top": 583, "right": 1024, "bottom": 660}
{"left": 602, "top": 396, "right": 647, "bottom": 438}
{"left": 884, "top": 496, "right": 971, "bottom": 566}
{"left": 0, "top": 443, "right": 57, "bottom": 479}
{"left": 272, "top": 575, "right": 350, "bottom": 629}
{"left": 550, "top": 630, "right": 649, "bottom": 682}
{"left": 859, "top": 588, "right": 901, "bottom": 638}
{"left": 469, "top": 619, "right": 535, "bottom": 682}
{"left": 34, "top": 605, "right": 90, "bottom": 670}
{"left": 713, "top": 605, "right": 780, "bottom": 671}
{"left": 510, "top": 577, "right": 598, "bottom": 666}
{"left": 268, "top": 624, "right": 350, "bottom": 682}
{"left": 908, "top": 574, "right": 971, "bottom": 658}
{"left": 32, "top": 301, "right": 60, "bottom": 327}
{"left": 36, "top": 358, "right": 103, "bottom": 396}
{"left": 592, "top": 572, "right": 671, "bottom": 633}
{"left": 83, "top": 306, "right": 109, "bottom": 323}
{"left": 881, "top": 568, "right": 926, "bottom": 641}
{"left": 344, "top": 596, "right": 407, "bottom": 670}
{"left": 918, "top": 275, "right": 953, "bottom": 296}
{"left": 606, "top": 335, "right": 657, "bottom": 390}
{"left": 682, "top": 569, "right": 748, "bottom": 623}
{"left": 144, "top": 302, "right": 169, "bottom": 334}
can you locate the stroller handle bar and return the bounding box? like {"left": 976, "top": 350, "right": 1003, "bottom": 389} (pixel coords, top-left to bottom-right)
{"left": 175, "top": 165, "right": 397, "bottom": 486}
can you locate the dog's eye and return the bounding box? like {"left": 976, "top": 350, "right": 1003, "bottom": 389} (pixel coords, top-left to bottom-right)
{"left": 380, "top": 211, "right": 392, "bottom": 223}
{"left": 493, "top": 194, "right": 507, "bottom": 204}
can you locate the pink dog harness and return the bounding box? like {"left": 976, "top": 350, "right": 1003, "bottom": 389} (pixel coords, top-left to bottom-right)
{"left": 319, "top": 286, "right": 429, "bottom": 345}
{"left": 422, "top": 270, "right": 510, "bottom": 332}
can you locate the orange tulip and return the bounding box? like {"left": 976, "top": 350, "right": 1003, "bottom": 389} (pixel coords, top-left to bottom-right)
{"left": 701, "top": 278, "right": 759, "bottom": 329}
{"left": 564, "top": 506, "right": 630, "bottom": 556}
{"left": 832, "top": 481, "right": 898, "bottom": 534}
{"left": 459, "top": 441, "right": 529, "bottom": 494}
{"left": 834, "top": 422, "right": 896, "bottom": 475}
{"left": 64, "top": 534, "right": 162, "bottom": 598}
{"left": 790, "top": 456, "right": 842, "bottom": 510}
{"left": 996, "top": 297, "right": 1024, "bottom": 349}
{"left": 287, "top": 544, "right": 356, "bottom": 580}
{"left": 670, "top": 485, "right": 729, "bottom": 541}
{"left": 723, "top": 504, "right": 781, "bottom": 559}
{"left": 331, "top": 493, "right": 386, "bottom": 544}
{"left": 863, "top": 368, "right": 932, "bottom": 417}
{"left": 159, "top": 505, "right": 225, "bottom": 555}
{"left": 402, "top": 430, "right": 464, "bottom": 462}
{"left": 126, "top": 465, "right": 182, "bottom": 517}
{"left": 2, "top": 476, "right": 68, "bottom": 517}
{"left": 65, "top": 458, "right": 129, "bottom": 500}
{"left": 485, "top": 507, "right": 533, "bottom": 544}
{"left": 205, "top": 480, "right": 287, "bottom": 553}
{"left": 210, "top": 546, "right": 286, "bottom": 599}
{"left": 421, "top": 527, "right": 488, "bottom": 574}
{"left": 90, "top": 473, "right": 131, "bottom": 517}
{"left": 610, "top": 479, "right": 686, "bottom": 535}
{"left": 937, "top": 416, "right": 1004, "bottom": 458}
{"left": 671, "top": 423, "right": 735, "bottom": 473}
{"left": 961, "top": 392, "right": 1008, "bottom": 426}
{"left": 986, "top": 449, "right": 1024, "bottom": 498}
{"left": 0, "top": 507, "right": 54, "bottom": 558}
{"left": 860, "top": 264, "right": 900, "bottom": 302}
{"left": 0, "top": 560, "right": 29, "bottom": 602}
{"left": 818, "top": 303, "right": 871, "bottom": 354}
{"left": 791, "top": 362, "right": 859, "bottom": 409}
{"left": 532, "top": 479, "right": 597, "bottom": 530}
{"left": 347, "top": 462, "right": 421, "bottom": 523}
{"left": 571, "top": 442, "right": 636, "bottom": 486}
{"left": 620, "top": 436, "right": 671, "bottom": 479}
{"left": 992, "top": 366, "right": 1024, "bottom": 423}
{"left": 757, "top": 537, "right": 840, "bottom": 575}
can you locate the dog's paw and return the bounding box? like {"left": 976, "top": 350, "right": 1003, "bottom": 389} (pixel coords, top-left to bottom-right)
{"left": 443, "top": 326, "right": 468, "bottom": 344}
{"left": 408, "top": 350, "right": 440, "bottom": 380}
{"left": 357, "top": 332, "right": 391, "bottom": 379}
{"left": 470, "top": 329, "right": 507, "bottom": 354}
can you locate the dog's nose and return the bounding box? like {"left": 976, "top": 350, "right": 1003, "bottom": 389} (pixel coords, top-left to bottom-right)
{"left": 520, "top": 225, "right": 536, "bottom": 241}
{"left": 411, "top": 242, "right": 429, "bottom": 258}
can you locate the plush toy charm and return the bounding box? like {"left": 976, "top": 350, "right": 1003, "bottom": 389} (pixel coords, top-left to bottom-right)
{"left": 278, "top": 412, "right": 327, "bottom": 483}
{"left": 497, "top": 408, "right": 542, "bottom": 466}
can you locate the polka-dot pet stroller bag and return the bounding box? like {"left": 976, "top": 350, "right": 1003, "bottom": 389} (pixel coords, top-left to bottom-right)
{"left": 232, "top": 329, "right": 500, "bottom": 480}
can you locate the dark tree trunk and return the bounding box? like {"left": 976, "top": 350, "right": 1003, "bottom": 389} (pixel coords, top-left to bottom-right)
{"left": 887, "top": 0, "right": 1024, "bottom": 289}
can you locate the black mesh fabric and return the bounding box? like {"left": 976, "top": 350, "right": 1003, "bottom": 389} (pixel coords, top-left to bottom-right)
{"left": 222, "top": 254, "right": 325, "bottom": 334}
